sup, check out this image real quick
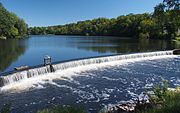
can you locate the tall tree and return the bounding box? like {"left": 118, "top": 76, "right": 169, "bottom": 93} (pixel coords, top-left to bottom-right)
{"left": 0, "top": 3, "right": 28, "bottom": 39}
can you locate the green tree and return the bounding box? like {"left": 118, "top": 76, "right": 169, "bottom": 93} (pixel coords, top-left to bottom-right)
{"left": 153, "top": 0, "right": 180, "bottom": 39}
{"left": 139, "top": 19, "right": 157, "bottom": 38}
{"left": 28, "top": 0, "right": 179, "bottom": 40}
{"left": 0, "top": 3, "right": 28, "bottom": 39}
{"left": 154, "top": 3, "right": 166, "bottom": 37}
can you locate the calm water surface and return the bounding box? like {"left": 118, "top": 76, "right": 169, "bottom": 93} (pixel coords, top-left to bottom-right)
{"left": 0, "top": 35, "right": 179, "bottom": 74}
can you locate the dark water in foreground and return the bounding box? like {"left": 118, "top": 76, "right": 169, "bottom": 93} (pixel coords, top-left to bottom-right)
{"left": 0, "top": 56, "right": 180, "bottom": 113}
{"left": 0, "top": 35, "right": 179, "bottom": 74}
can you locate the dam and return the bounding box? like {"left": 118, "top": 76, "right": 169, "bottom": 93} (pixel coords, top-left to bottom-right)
{"left": 0, "top": 50, "right": 179, "bottom": 113}
{"left": 0, "top": 50, "right": 174, "bottom": 87}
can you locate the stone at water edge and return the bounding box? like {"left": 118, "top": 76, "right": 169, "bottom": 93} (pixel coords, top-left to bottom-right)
{"left": 173, "top": 49, "right": 180, "bottom": 55}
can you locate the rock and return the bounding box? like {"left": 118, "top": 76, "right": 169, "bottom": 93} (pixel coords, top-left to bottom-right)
{"left": 116, "top": 108, "right": 130, "bottom": 113}
{"left": 173, "top": 49, "right": 180, "bottom": 55}
{"left": 0, "top": 77, "right": 4, "bottom": 87}
{"left": 106, "top": 103, "right": 135, "bottom": 113}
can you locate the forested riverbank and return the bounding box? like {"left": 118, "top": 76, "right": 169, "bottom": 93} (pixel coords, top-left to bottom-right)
{"left": 0, "top": 0, "right": 179, "bottom": 39}
{"left": 29, "top": 0, "right": 180, "bottom": 39}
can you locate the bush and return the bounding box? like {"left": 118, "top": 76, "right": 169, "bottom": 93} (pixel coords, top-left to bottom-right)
{"left": 0, "top": 104, "right": 11, "bottom": 113}
{"left": 175, "top": 36, "right": 180, "bottom": 41}
{"left": 139, "top": 81, "right": 180, "bottom": 113}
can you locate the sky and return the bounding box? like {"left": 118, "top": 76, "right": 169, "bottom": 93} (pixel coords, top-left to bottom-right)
{"left": 0, "top": 0, "right": 162, "bottom": 27}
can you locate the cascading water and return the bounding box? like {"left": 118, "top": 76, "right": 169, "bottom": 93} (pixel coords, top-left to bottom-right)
{"left": 0, "top": 66, "right": 52, "bottom": 87}
{"left": 0, "top": 50, "right": 173, "bottom": 87}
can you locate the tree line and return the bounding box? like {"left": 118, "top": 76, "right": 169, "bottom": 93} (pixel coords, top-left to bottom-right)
{"left": 29, "top": 0, "right": 180, "bottom": 39}
{"left": 0, "top": 0, "right": 179, "bottom": 39}
{"left": 0, "top": 3, "right": 28, "bottom": 39}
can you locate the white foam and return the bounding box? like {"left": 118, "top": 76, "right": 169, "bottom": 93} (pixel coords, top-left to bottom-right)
{"left": 0, "top": 54, "right": 177, "bottom": 93}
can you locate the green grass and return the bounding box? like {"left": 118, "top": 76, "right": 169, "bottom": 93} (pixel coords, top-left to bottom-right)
{"left": 175, "top": 36, "right": 180, "bottom": 41}
{"left": 0, "top": 104, "right": 11, "bottom": 113}
{"left": 139, "top": 87, "right": 180, "bottom": 113}
{"left": 176, "top": 37, "right": 180, "bottom": 41}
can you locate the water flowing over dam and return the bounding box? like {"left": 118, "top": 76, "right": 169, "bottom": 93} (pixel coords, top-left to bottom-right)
{"left": 0, "top": 50, "right": 173, "bottom": 87}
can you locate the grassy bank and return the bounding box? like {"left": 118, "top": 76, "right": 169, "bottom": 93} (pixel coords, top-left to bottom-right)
{"left": 138, "top": 88, "right": 180, "bottom": 113}
{"left": 175, "top": 36, "right": 180, "bottom": 41}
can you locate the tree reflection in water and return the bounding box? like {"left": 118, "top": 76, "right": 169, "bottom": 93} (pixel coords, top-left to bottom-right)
{"left": 75, "top": 37, "right": 180, "bottom": 53}
{"left": 0, "top": 39, "right": 26, "bottom": 72}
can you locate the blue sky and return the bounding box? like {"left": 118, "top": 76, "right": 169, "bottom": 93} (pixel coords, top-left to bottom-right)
{"left": 0, "top": 0, "right": 162, "bottom": 27}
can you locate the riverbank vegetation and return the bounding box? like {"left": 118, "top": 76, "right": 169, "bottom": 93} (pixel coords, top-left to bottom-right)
{"left": 0, "top": 3, "right": 28, "bottom": 39}
{"left": 176, "top": 36, "right": 180, "bottom": 41}
{"left": 139, "top": 90, "right": 180, "bottom": 113}
{"left": 138, "top": 83, "right": 180, "bottom": 113}
{"left": 29, "top": 0, "right": 180, "bottom": 39}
